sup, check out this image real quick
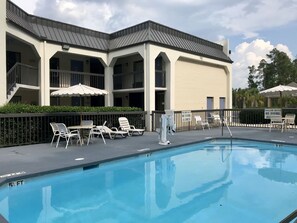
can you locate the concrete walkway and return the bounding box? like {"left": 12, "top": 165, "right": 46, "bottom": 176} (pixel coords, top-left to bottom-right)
{"left": 1, "top": 126, "right": 297, "bottom": 185}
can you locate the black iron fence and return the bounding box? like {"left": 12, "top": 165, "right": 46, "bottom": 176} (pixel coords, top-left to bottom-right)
{"left": 152, "top": 108, "right": 297, "bottom": 131}
{"left": 0, "top": 111, "right": 146, "bottom": 148}
{"left": 1, "top": 108, "right": 297, "bottom": 147}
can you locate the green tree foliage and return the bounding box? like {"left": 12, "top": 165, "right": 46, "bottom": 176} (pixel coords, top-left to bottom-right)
{"left": 248, "top": 48, "right": 297, "bottom": 89}
{"left": 232, "top": 88, "right": 264, "bottom": 108}
{"left": 234, "top": 48, "right": 297, "bottom": 108}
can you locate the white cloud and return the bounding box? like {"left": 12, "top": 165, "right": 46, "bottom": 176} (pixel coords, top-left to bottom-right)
{"left": 10, "top": 0, "right": 38, "bottom": 14}
{"left": 211, "top": 0, "right": 297, "bottom": 38}
{"left": 232, "top": 39, "right": 294, "bottom": 89}
{"left": 234, "top": 149, "right": 270, "bottom": 169}
{"left": 10, "top": 0, "right": 297, "bottom": 91}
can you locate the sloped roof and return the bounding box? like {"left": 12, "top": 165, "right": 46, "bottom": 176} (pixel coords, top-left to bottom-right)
{"left": 6, "top": 0, "right": 232, "bottom": 63}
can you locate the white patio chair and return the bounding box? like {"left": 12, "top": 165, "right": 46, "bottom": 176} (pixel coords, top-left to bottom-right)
{"left": 194, "top": 115, "right": 210, "bottom": 131}
{"left": 211, "top": 113, "right": 222, "bottom": 126}
{"left": 55, "top": 123, "right": 81, "bottom": 149}
{"left": 269, "top": 116, "right": 285, "bottom": 132}
{"left": 80, "top": 120, "right": 94, "bottom": 126}
{"left": 118, "top": 117, "right": 145, "bottom": 136}
{"left": 284, "top": 114, "right": 295, "bottom": 130}
{"left": 87, "top": 121, "right": 106, "bottom": 145}
{"left": 50, "top": 122, "right": 59, "bottom": 146}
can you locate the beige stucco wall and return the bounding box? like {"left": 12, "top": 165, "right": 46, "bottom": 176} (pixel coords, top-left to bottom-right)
{"left": 175, "top": 58, "right": 228, "bottom": 110}
{"left": 0, "top": 0, "right": 7, "bottom": 105}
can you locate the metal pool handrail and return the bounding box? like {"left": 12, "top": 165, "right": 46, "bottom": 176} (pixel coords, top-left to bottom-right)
{"left": 280, "top": 209, "right": 297, "bottom": 223}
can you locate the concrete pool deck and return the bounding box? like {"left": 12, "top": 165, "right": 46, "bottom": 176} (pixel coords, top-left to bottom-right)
{"left": 1, "top": 126, "right": 297, "bottom": 185}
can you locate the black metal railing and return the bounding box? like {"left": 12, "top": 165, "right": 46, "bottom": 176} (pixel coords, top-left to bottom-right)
{"left": 113, "top": 72, "right": 144, "bottom": 90}
{"left": 7, "top": 63, "right": 38, "bottom": 94}
{"left": 152, "top": 108, "right": 297, "bottom": 132}
{"left": 0, "top": 111, "right": 146, "bottom": 148}
{"left": 280, "top": 209, "right": 297, "bottom": 223}
{"left": 50, "top": 69, "right": 104, "bottom": 89}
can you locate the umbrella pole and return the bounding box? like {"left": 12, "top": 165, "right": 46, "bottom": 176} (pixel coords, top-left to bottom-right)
{"left": 80, "top": 96, "right": 82, "bottom": 124}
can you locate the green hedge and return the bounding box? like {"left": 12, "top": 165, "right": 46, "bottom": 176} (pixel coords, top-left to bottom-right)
{"left": 239, "top": 109, "right": 269, "bottom": 124}
{"left": 0, "top": 103, "right": 142, "bottom": 114}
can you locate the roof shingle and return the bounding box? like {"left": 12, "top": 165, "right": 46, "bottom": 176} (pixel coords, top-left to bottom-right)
{"left": 6, "top": 0, "right": 232, "bottom": 63}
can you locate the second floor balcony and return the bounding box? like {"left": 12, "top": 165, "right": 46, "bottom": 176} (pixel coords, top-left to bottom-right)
{"left": 50, "top": 69, "right": 104, "bottom": 89}
{"left": 113, "top": 71, "right": 166, "bottom": 90}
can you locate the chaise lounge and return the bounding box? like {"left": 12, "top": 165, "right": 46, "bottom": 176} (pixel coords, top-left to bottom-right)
{"left": 118, "top": 117, "right": 145, "bottom": 136}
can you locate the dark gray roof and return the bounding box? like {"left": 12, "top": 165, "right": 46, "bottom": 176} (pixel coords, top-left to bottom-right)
{"left": 6, "top": 0, "right": 232, "bottom": 63}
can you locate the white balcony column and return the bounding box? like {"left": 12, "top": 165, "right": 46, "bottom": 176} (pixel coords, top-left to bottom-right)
{"left": 39, "top": 41, "right": 51, "bottom": 106}
{"left": 226, "top": 64, "right": 232, "bottom": 109}
{"left": 165, "top": 55, "right": 178, "bottom": 110}
{"left": 144, "top": 43, "right": 155, "bottom": 131}
{"left": 104, "top": 66, "right": 113, "bottom": 106}
{"left": 0, "top": 0, "right": 6, "bottom": 105}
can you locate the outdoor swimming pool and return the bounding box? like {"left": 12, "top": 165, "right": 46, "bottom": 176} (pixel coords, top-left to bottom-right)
{"left": 0, "top": 139, "right": 296, "bottom": 223}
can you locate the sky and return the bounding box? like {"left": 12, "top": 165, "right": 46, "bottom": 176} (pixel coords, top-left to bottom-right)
{"left": 10, "top": 0, "right": 297, "bottom": 89}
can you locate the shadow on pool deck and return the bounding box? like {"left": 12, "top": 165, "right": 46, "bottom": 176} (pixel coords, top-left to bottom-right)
{"left": 1, "top": 127, "right": 297, "bottom": 185}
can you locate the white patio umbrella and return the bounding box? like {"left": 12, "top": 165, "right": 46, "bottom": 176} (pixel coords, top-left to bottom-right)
{"left": 51, "top": 83, "right": 108, "bottom": 121}
{"left": 51, "top": 83, "right": 108, "bottom": 98}
{"left": 259, "top": 85, "right": 297, "bottom": 98}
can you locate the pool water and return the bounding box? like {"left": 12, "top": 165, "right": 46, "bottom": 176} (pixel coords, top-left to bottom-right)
{"left": 0, "top": 139, "right": 297, "bottom": 223}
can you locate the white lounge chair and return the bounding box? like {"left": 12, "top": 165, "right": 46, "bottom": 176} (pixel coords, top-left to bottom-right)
{"left": 194, "top": 115, "right": 210, "bottom": 130}
{"left": 118, "top": 117, "right": 145, "bottom": 136}
{"left": 100, "top": 125, "right": 128, "bottom": 139}
{"left": 55, "top": 123, "right": 81, "bottom": 149}
{"left": 50, "top": 122, "right": 59, "bottom": 146}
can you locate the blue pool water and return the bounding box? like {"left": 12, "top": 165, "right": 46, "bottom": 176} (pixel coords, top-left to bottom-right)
{"left": 0, "top": 139, "right": 297, "bottom": 223}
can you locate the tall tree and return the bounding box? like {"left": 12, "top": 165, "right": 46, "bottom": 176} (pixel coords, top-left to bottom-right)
{"left": 258, "top": 48, "right": 297, "bottom": 89}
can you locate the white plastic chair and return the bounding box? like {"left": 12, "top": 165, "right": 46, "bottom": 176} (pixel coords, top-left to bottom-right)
{"left": 284, "top": 114, "right": 295, "bottom": 130}
{"left": 194, "top": 115, "right": 210, "bottom": 130}
{"left": 55, "top": 123, "right": 81, "bottom": 149}
{"left": 87, "top": 121, "right": 106, "bottom": 145}
{"left": 118, "top": 117, "right": 145, "bottom": 136}
{"left": 269, "top": 116, "right": 285, "bottom": 132}
{"left": 211, "top": 114, "right": 222, "bottom": 126}
{"left": 50, "top": 122, "right": 60, "bottom": 146}
{"left": 80, "top": 120, "right": 94, "bottom": 126}
{"left": 100, "top": 125, "right": 128, "bottom": 139}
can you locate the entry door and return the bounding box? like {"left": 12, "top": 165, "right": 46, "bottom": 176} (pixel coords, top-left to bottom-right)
{"left": 7, "top": 51, "right": 21, "bottom": 71}
{"left": 155, "top": 92, "right": 165, "bottom": 111}
{"left": 219, "top": 97, "right": 225, "bottom": 117}
{"left": 207, "top": 97, "right": 214, "bottom": 118}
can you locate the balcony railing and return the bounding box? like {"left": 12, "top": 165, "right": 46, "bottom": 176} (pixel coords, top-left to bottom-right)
{"left": 113, "top": 72, "right": 144, "bottom": 90}
{"left": 113, "top": 71, "right": 166, "bottom": 90}
{"left": 50, "top": 69, "right": 104, "bottom": 89}
{"left": 7, "top": 63, "right": 38, "bottom": 94}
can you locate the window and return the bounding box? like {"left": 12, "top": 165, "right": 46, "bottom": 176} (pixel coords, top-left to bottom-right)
{"left": 155, "top": 56, "right": 166, "bottom": 87}
{"left": 113, "top": 64, "right": 123, "bottom": 89}
{"left": 133, "top": 61, "right": 143, "bottom": 88}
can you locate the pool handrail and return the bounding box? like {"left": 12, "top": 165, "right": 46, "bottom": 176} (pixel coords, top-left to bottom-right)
{"left": 280, "top": 209, "right": 297, "bottom": 223}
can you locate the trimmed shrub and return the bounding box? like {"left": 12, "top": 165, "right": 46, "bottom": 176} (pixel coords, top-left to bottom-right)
{"left": 0, "top": 103, "right": 142, "bottom": 114}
